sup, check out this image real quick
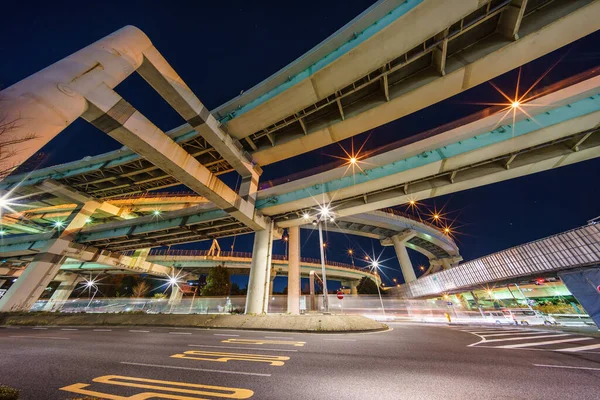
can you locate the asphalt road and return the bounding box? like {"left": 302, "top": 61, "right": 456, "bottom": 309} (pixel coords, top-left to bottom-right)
{"left": 1, "top": 322, "right": 599, "bottom": 399}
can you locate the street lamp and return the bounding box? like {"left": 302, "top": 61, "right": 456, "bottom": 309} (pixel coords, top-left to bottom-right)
{"left": 370, "top": 260, "right": 385, "bottom": 316}
{"left": 283, "top": 236, "right": 289, "bottom": 260}
{"left": 312, "top": 205, "right": 333, "bottom": 313}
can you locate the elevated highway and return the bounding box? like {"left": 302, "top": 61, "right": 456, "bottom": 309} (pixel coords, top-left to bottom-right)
{"left": 1, "top": 250, "right": 378, "bottom": 290}
{"left": 1, "top": 1, "right": 599, "bottom": 314}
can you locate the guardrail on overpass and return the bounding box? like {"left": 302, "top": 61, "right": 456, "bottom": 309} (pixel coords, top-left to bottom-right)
{"left": 395, "top": 223, "right": 600, "bottom": 298}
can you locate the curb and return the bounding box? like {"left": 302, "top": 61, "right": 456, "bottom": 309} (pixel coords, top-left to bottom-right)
{"left": 0, "top": 323, "right": 390, "bottom": 334}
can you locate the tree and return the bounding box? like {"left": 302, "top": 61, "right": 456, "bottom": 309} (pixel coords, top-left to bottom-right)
{"left": 201, "top": 265, "right": 230, "bottom": 296}
{"left": 131, "top": 281, "right": 150, "bottom": 298}
{"left": 357, "top": 276, "right": 379, "bottom": 294}
{"left": 230, "top": 283, "right": 242, "bottom": 295}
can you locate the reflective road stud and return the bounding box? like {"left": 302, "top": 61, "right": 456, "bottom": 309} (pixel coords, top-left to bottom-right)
{"left": 221, "top": 338, "right": 306, "bottom": 347}
{"left": 60, "top": 375, "right": 254, "bottom": 399}
{"left": 172, "top": 350, "right": 290, "bottom": 366}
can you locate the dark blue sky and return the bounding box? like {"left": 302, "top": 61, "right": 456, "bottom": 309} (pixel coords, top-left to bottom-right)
{"left": 2, "top": 1, "right": 599, "bottom": 289}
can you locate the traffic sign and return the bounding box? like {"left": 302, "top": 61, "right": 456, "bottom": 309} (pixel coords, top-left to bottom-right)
{"left": 337, "top": 291, "right": 344, "bottom": 300}
{"left": 597, "top": 285, "right": 600, "bottom": 293}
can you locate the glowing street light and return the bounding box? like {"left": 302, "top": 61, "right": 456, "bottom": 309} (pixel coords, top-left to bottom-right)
{"left": 85, "top": 217, "right": 93, "bottom": 224}
{"left": 370, "top": 259, "right": 386, "bottom": 316}
{"left": 511, "top": 101, "right": 520, "bottom": 109}
{"left": 54, "top": 220, "right": 65, "bottom": 229}
{"left": 153, "top": 209, "right": 162, "bottom": 217}
{"left": 419, "top": 265, "right": 425, "bottom": 271}
{"left": 349, "top": 157, "right": 357, "bottom": 165}
{"left": 319, "top": 205, "right": 331, "bottom": 219}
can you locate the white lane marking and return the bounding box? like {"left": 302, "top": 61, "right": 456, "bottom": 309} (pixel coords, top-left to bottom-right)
{"left": 169, "top": 332, "right": 192, "bottom": 335}
{"left": 61, "top": 328, "right": 78, "bottom": 331}
{"left": 534, "top": 364, "right": 600, "bottom": 371}
{"left": 93, "top": 329, "right": 112, "bottom": 332}
{"left": 481, "top": 332, "right": 551, "bottom": 337}
{"left": 481, "top": 334, "right": 571, "bottom": 344}
{"left": 467, "top": 330, "right": 534, "bottom": 335}
{"left": 214, "top": 334, "right": 239, "bottom": 337}
{"left": 120, "top": 361, "right": 271, "bottom": 377}
{"left": 496, "top": 337, "right": 592, "bottom": 349}
{"left": 556, "top": 343, "right": 600, "bottom": 352}
{"left": 188, "top": 344, "right": 298, "bottom": 352}
{"left": 264, "top": 336, "right": 294, "bottom": 339}
{"left": 129, "top": 330, "right": 150, "bottom": 333}
{"left": 32, "top": 327, "right": 48, "bottom": 330}
{"left": 323, "top": 339, "right": 357, "bottom": 342}
{"left": 9, "top": 335, "right": 69, "bottom": 340}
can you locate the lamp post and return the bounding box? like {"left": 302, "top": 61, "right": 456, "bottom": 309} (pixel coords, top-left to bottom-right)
{"left": 312, "top": 205, "right": 334, "bottom": 313}
{"left": 371, "top": 261, "right": 385, "bottom": 316}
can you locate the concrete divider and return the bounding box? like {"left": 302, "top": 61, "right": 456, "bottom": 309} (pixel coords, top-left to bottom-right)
{"left": 0, "top": 313, "right": 387, "bottom": 333}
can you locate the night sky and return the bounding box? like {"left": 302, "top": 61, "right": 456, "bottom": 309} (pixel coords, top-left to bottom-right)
{"left": 2, "top": 1, "right": 599, "bottom": 290}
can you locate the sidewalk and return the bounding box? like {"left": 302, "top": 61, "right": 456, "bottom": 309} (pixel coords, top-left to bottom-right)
{"left": 0, "top": 312, "right": 388, "bottom": 333}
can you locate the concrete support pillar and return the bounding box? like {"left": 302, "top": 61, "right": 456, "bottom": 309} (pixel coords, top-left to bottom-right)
{"left": 245, "top": 222, "right": 274, "bottom": 314}
{"left": 391, "top": 234, "right": 417, "bottom": 284}
{"left": 269, "top": 269, "right": 277, "bottom": 297}
{"left": 287, "top": 226, "right": 300, "bottom": 314}
{"left": 441, "top": 258, "right": 452, "bottom": 270}
{"left": 0, "top": 201, "right": 99, "bottom": 312}
{"left": 43, "top": 273, "right": 81, "bottom": 311}
{"left": 169, "top": 287, "right": 183, "bottom": 304}
{"left": 350, "top": 281, "right": 359, "bottom": 296}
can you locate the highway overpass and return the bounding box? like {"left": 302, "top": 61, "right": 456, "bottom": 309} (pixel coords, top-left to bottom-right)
{"left": 1, "top": 0, "right": 599, "bottom": 314}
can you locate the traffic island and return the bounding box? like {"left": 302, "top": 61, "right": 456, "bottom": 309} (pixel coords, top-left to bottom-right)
{"left": 0, "top": 313, "right": 387, "bottom": 333}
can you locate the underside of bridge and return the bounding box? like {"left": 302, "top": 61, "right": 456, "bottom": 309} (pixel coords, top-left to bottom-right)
{"left": 1, "top": 0, "right": 599, "bottom": 314}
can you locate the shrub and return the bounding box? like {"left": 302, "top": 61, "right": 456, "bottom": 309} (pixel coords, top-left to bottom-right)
{"left": 0, "top": 384, "right": 19, "bottom": 400}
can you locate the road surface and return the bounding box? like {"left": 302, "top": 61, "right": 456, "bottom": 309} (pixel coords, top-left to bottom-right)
{"left": 0, "top": 322, "right": 599, "bottom": 399}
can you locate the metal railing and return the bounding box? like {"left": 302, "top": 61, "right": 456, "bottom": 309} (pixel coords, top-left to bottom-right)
{"left": 120, "top": 248, "right": 377, "bottom": 276}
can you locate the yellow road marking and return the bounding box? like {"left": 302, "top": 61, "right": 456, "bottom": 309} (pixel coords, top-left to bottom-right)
{"left": 60, "top": 374, "right": 253, "bottom": 399}
{"left": 221, "top": 338, "right": 305, "bottom": 347}
{"left": 172, "top": 350, "right": 289, "bottom": 366}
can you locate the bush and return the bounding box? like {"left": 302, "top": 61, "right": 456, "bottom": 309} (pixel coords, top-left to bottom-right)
{"left": 0, "top": 384, "right": 19, "bottom": 400}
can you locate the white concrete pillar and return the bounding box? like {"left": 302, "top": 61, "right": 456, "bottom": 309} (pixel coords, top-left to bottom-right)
{"left": 391, "top": 234, "right": 417, "bottom": 283}
{"left": 441, "top": 258, "right": 452, "bottom": 270}
{"left": 286, "top": 226, "right": 300, "bottom": 314}
{"left": 169, "top": 287, "right": 183, "bottom": 304}
{"left": 0, "top": 201, "right": 99, "bottom": 312}
{"left": 262, "top": 226, "right": 274, "bottom": 314}
{"left": 245, "top": 223, "right": 273, "bottom": 314}
{"left": 43, "top": 274, "right": 81, "bottom": 311}
{"left": 350, "top": 281, "right": 359, "bottom": 296}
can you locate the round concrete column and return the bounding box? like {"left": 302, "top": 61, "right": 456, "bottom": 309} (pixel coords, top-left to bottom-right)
{"left": 391, "top": 235, "right": 417, "bottom": 283}
{"left": 286, "top": 226, "right": 301, "bottom": 314}
{"left": 245, "top": 224, "right": 273, "bottom": 314}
